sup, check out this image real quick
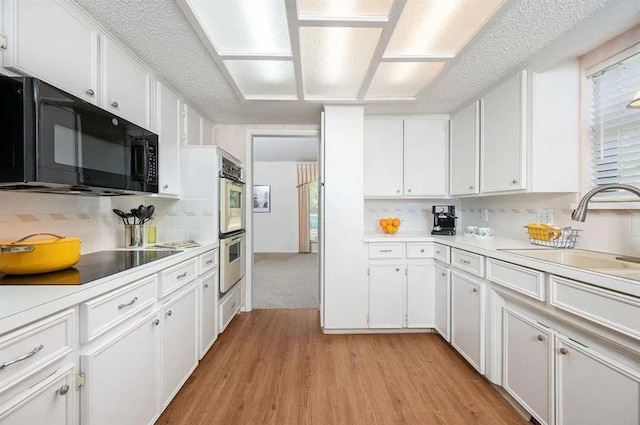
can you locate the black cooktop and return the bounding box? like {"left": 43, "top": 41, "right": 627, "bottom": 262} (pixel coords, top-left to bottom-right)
{"left": 0, "top": 250, "right": 182, "bottom": 285}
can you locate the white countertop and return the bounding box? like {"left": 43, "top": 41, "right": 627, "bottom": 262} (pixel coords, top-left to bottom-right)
{"left": 364, "top": 232, "right": 640, "bottom": 298}
{"left": 0, "top": 242, "right": 218, "bottom": 334}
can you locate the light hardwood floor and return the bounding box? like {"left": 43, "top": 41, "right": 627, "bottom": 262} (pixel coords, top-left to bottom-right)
{"left": 156, "top": 309, "right": 528, "bottom": 425}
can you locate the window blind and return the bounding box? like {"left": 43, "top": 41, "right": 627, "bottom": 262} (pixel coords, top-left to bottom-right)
{"left": 589, "top": 50, "right": 640, "bottom": 199}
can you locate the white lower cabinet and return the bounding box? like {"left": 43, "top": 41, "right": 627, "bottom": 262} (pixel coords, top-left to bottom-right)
{"left": 556, "top": 334, "right": 640, "bottom": 425}
{"left": 451, "top": 271, "right": 485, "bottom": 374}
{"left": 199, "top": 270, "right": 218, "bottom": 359}
{"left": 80, "top": 311, "right": 160, "bottom": 425}
{"left": 406, "top": 264, "right": 435, "bottom": 328}
{"left": 434, "top": 264, "right": 450, "bottom": 342}
{"left": 0, "top": 363, "right": 75, "bottom": 425}
{"left": 369, "top": 263, "right": 404, "bottom": 328}
{"left": 503, "top": 308, "right": 554, "bottom": 425}
{"left": 161, "top": 284, "right": 198, "bottom": 409}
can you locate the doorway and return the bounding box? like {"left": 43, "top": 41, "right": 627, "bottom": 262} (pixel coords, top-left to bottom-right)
{"left": 245, "top": 131, "right": 320, "bottom": 310}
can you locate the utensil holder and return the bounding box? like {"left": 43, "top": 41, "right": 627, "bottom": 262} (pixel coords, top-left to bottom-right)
{"left": 125, "top": 224, "right": 144, "bottom": 247}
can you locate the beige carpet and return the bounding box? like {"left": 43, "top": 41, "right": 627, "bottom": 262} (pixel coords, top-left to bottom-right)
{"left": 252, "top": 253, "right": 319, "bottom": 309}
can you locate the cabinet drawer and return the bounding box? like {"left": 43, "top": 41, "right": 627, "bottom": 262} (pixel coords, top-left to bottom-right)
{"left": 487, "top": 259, "right": 545, "bottom": 301}
{"left": 451, "top": 249, "right": 485, "bottom": 277}
{"left": 159, "top": 258, "right": 198, "bottom": 298}
{"left": 80, "top": 276, "right": 157, "bottom": 343}
{"left": 219, "top": 285, "right": 241, "bottom": 333}
{"left": 406, "top": 242, "right": 434, "bottom": 259}
{"left": 368, "top": 243, "right": 403, "bottom": 259}
{"left": 550, "top": 276, "right": 640, "bottom": 339}
{"left": 433, "top": 243, "right": 451, "bottom": 263}
{"left": 0, "top": 310, "right": 74, "bottom": 393}
{"left": 199, "top": 249, "right": 218, "bottom": 275}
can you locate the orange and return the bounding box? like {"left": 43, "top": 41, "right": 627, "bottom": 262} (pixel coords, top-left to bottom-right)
{"left": 379, "top": 219, "right": 387, "bottom": 228}
{"left": 385, "top": 224, "right": 395, "bottom": 233}
{"left": 392, "top": 218, "right": 401, "bottom": 227}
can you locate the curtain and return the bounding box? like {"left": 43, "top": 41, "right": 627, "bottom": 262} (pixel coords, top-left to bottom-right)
{"left": 297, "top": 162, "right": 317, "bottom": 253}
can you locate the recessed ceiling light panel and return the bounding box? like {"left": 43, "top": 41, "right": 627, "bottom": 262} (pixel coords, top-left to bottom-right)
{"left": 300, "top": 27, "right": 382, "bottom": 99}
{"left": 224, "top": 60, "right": 297, "bottom": 99}
{"left": 366, "top": 62, "right": 446, "bottom": 99}
{"left": 385, "top": 0, "right": 504, "bottom": 57}
{"left": 297, "top": 0, "right": 394, "bottom": 19}
{"left": 189, "top": 0, "right": 291, "bottom": 55}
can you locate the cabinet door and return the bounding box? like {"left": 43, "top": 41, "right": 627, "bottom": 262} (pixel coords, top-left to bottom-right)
{"left": 451, "top": 271, "right": 485, "bottom": 373}
{"left": 481, "top": 71, "right": 526, "bottom": 193}
{"left": 556, "top": 335, "right": 640, "bottom": 425}
{"left": 450, "top": 101, "right": 480, "bottom": 195}
{"left": 3, "top": 0, "right": 98, "bottom": 103}
{"left": 404, "top": 119, "right": 447, "bottom": 197}
{"left": 202, "top": 119, "right": 214, "bottom": 146}
{"left": 406, "top": 263, "right": 435, "bottom": 328}
{"left": 184, "top": 105, "right": 202, "bottom": 146}
{"left": 80, "top": 312, "right": 160, "bottom": 425}
{"left": 199, "top": 271, "right": 218, "bottom": 359}
{"left": 364, "top": 119, "right": 404, "bottom": 197}
{"left": 101, "top": 38, "right": 150, "bottom": 128}
{"left": 369, "top": 263, "right": 404, "bottom": 328}
{"left": 0, "top": 363, "right": 74, "bottom": 425}
{"left": 161, "top": 284, "right": 198, "bottom": 408}
{"left": 157, "top": 82, "right": 181, "bottom": 195}
{"left": 434, "top": 265, "right": 450, "bottom": 342}
{"left": 503, "top": 308, "right": 554, "bottom": 425}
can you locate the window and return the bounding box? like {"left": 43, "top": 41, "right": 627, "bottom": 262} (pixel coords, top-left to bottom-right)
{"left": 588, "top": 45, "right": 640, "bottom": 199}
{"left": 309, "top": 180, "right": 318, "bottom": 242}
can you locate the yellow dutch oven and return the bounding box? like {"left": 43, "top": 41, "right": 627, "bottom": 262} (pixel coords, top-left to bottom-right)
{"left": 0, "top": 233, "right": 81, "bottom": 275}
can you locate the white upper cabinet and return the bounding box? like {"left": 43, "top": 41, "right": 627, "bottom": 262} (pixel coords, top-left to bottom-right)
{"left": 364, "top": 117, "right": 448, "bottom": 198}
{"left": 184, "top": 104, "right": 202, "bottom": 146}
{"left": 450, "top": 101, "right": 480, "bottom": 195}
{"left": 156, "top": 82, "right": 181, "bottom": 196}
{"left": 2, "top": 0, "right": 98, "bottom": 103}
{"left": 364, "top": 119, "right": 404, "bottom": 197}
{"left": 403, "top": 119, "right": 448, "bottom": 197}
{"left": 481, "top": 71, "right": 526, "bottom": 193}
{"left": 201, "top": 119, "right": 214, "bottom": 146}
{"left": 101, "top": 37, "right": 150, "bottom": 128}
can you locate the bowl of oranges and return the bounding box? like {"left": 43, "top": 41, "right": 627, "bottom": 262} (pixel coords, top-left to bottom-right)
{"left": 379, "top": 217, "right": 401, "bottom": 234}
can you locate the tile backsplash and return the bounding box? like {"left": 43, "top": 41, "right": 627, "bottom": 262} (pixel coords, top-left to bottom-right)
{"left": 365, "top": 199, "right": 462, "bottom": 234}
{"left": 0, "top": 192, "right": 217, "bottom": 254}
{"left": 460, "top": 193, "right": 640, "bottom": 256}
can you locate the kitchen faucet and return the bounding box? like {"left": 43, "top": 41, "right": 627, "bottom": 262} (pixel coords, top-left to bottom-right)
{"left": 572, "top": 183, "right": 640, "bottom": 222}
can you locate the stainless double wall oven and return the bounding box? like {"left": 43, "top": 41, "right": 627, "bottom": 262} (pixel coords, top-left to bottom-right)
{"left": 219, "top": 157, "right": 245, "bottom": 293}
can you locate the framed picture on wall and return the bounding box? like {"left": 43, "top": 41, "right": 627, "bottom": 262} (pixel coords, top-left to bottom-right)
{"left": 253, "top": 185, "right": 271, "bottom": 213}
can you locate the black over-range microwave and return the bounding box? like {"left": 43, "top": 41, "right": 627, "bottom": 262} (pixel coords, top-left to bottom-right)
{"left": 0, "top": 75, "right": 158, "bottom": 195}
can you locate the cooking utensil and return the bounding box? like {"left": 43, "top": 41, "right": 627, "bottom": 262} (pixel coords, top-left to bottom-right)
{"left": 113, "top": 209, "right": 129, "bottom": 225}
{"left": 143, "top": 205, "right": 155, "bottom": 224}
{"left": 0, "top": 233, "right": 81, "bottom": 275}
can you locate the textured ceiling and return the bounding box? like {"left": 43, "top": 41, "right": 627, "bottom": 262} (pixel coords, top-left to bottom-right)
{"left": 71, "top": 0, "right": 639, "bottom": 125}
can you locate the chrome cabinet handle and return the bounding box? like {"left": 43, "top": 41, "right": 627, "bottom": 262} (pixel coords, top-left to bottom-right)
{"left": 537, "top": 335, "right": 545, "bottom": 342}
{"left": 177, "top": 272, "right": 188, "bottom": 279}
{"left": 231, "top": 302, "right": 236, "bottom": 308}
{"left": 472, "top": 288, "right": 479, "bottom": 293}
{"left": 396, "top": 190, "right": 400, "bottom": 193}
{"left": 420, "top": 248, "right": 425, "bottom": 253}
{"left": 441, "top": 272, "right": 446, "bottom": 277}
{"left": 559, "top": 348, "right": 568, "bottom": 355}
{"left": 460, "top": 259, "right": 471, "bottom": 265}
{"left": 111, "top": 101, "right": 119, "bottom": 108}
{"left": 118, "top": 296, "right": 138, "bottom": 309}
{"left": 163, "top": 184, "right": 169, "bottom": 190}
{"left": 407, "top": 188, "right": 412, "bottom": 193}
{"left": 204, "top": 283, "right": 209, "bottom": 288}
{"left": 57, "top": 385, "right": 70, "bottom": 396}
{"left": 395, "top": 268, "right": 400, "bottom": 272}
{"left": 86, "top": 89, "right": 95, "bottom": 96}
{"left": 1, "top": 344, "right": 44, "bottom": 369}
{"left": 379, "top": 249, "right": 392, "bottom": 253}
{"left": 436, "top": 250, "right": 441, "bottom": 254}
{"left": 469, "top": 185, "right": 474, "bottom": 190}
{"left": 166, "top": 310, "right": 172, "bottom": 317}
{"left": 153, "top": 319, "right": 160, "bottom": 326}
{"left": 206, "top": 259, "right": 214, "bottom": 265}
{"left": 512, "top": 178, "right": 518, "bottom": 184}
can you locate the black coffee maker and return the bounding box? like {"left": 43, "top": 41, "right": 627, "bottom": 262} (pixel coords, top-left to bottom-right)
{"left": 431, "top": 205, "right": 457, "bottom": 235}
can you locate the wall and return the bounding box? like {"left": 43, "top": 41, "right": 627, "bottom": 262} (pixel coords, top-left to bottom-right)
{"left": 364, "top": 199, "right": 461, "bottom": 234}
{"left": 460, "top": 193, "right": 640, "bottom": 257}
{"left": 252, "top": 162, "right": 299, "bottom": 253}
{"left": 214, "top": 124, "right": 319, "bottom": 165}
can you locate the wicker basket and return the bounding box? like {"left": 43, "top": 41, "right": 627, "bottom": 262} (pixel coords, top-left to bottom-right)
{"left": 524, "top": 225, "right": 581, "bottom": 249}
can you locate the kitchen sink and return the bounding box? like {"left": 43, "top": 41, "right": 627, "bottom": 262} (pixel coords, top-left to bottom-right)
{"left": 500, "top": 248, "right": 640, "bottom": 281}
